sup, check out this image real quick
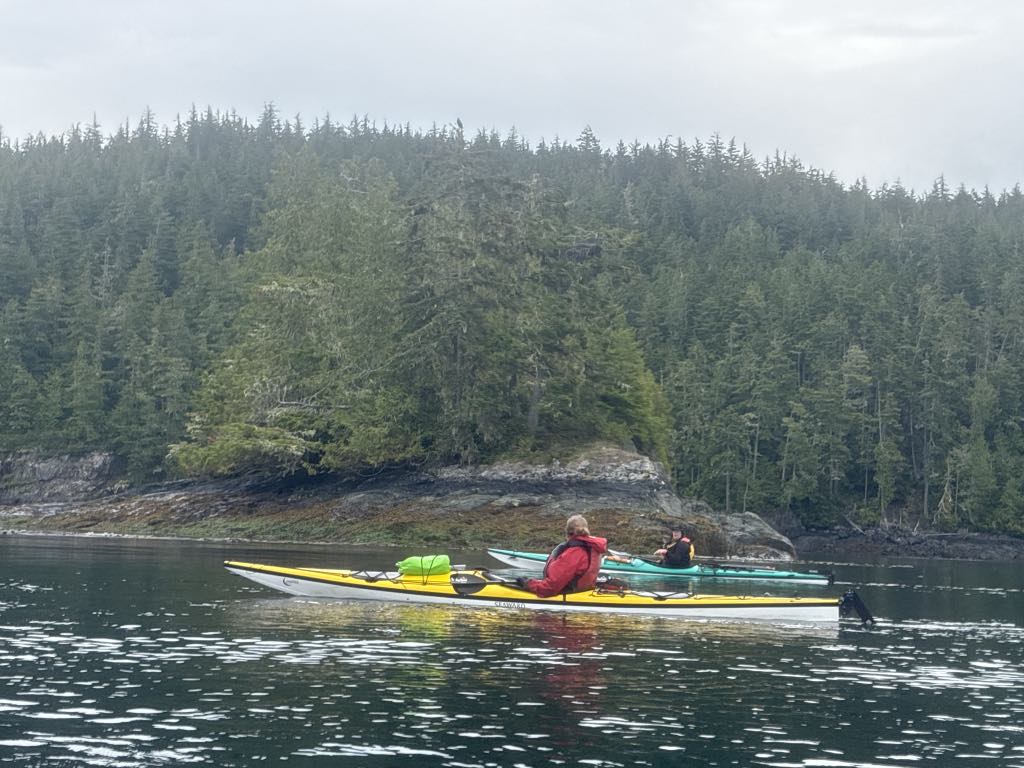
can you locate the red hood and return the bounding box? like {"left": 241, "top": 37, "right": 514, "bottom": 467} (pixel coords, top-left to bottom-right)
{"left": 570, "top": 534, "right": 608, "bottom": 553}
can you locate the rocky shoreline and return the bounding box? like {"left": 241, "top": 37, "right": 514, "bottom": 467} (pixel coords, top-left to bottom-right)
{"left": 0, "top": 447, "right": 795, "bottom": 559}
{"left": 789, "top": 527, "right": 1024, "bottom": 561}
{"left": 2, "top": 448, "right": 1021, "bottom": 561}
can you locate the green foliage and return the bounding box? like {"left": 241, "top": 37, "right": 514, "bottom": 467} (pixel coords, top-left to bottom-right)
{"left": 168, "top": 422, "right": 317, "bottom": 477}
{"left": 0, "top": 344, "right": 37, "bottom": 450}
{"left": 171, "top": 150, "right": 669, "bottom": 474}
{"left": 2, "top": 111, "right": 1024, "bottom": 533}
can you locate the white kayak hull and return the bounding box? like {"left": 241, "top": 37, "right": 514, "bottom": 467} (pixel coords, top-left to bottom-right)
{"left": 225, "top": 562, "right": 843, "bottom": 624}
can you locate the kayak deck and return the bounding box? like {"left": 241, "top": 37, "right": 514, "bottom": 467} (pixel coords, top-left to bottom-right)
{"left": 224, "top": 560, "right": 853, "bottom": 624}
{"left": 487, "top": 548, "right": 834, "bottom": 585}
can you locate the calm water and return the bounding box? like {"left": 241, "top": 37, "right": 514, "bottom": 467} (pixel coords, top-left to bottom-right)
{"left": 0, "top": 535, "right": 1022, "bottom": 767}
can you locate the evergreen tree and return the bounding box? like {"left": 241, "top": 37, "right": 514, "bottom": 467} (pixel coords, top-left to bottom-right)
{"left": 1, "top": 109, "right": 1023, "bottom": 533}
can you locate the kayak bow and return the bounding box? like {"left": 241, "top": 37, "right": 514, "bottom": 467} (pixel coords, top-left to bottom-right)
{"left": 487, "top": 548, "right": 834, "bottom": 585}
{"left": 224, "top": 560, "right": 860, "bottom": 624}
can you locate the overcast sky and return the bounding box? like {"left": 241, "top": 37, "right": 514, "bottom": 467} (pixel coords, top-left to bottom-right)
{"left": 2, "top": 0, "right": 1022, "bottom": 193}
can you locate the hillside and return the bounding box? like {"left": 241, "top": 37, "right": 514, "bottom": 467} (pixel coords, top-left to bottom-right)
{"left": 2, "top": 111, "right": 1024, "bottom": 534}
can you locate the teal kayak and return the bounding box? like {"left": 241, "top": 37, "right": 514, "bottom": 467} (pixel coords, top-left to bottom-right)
{"left": 487, "top": 548, "right": 834, "bottom": 586}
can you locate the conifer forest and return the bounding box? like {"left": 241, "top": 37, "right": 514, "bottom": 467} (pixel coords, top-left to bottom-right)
{"left": 2, "top": 108, "right": 1024, "bottom": 534}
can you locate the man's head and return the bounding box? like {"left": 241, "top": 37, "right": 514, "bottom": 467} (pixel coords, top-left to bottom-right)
{"left": 565, "top": 515, "right": 590, "bottom": 537}
{"left": 669, "top": 527, "right": 684, "bottom": 540}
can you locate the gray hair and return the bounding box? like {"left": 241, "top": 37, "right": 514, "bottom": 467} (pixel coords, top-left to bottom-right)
{"left": 565, "top": 515, "right": 590, "bottom": 537}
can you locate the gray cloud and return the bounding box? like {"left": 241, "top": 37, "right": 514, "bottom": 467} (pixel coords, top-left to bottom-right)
{"left": 1, "top": 0, "right": 1021, "bottom": 192}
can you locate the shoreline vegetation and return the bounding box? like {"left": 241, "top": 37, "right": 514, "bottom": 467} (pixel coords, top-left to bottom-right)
{"left": 2, "top": 112, "right": 1024, "bottom": 540}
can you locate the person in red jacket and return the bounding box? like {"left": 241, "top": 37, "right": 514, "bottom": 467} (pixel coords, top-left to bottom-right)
{"left": 517, "top": 515, "right": 609, "bottom": 597}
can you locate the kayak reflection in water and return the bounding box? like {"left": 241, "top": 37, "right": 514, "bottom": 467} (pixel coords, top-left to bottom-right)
{"left": 515, "top": 515, "right": 613, "bottom": 597}
{"left": 532, "top": 612, "right": 604, "bottom": 749}
{"left": 654, "top": 527, "right": 694, "bottom": 569}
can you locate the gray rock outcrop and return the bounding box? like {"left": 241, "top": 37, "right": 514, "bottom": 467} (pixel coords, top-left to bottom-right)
{"left": 0, "top": 445, "right": 798, "bottom": 559}
{"left": 0, "top": 452, "right": 123, "bottom": 504}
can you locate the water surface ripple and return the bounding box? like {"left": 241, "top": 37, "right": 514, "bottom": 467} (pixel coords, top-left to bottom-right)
{"left": 0, "top": 536, "right": 1021, "bottom": 766}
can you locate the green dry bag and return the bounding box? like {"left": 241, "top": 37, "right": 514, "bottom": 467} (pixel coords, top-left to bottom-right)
{"left": 396, "top": 554, "right": 451, "bottom": 576}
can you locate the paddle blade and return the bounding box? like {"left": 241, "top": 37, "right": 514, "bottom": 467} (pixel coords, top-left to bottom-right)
{"left": 450, "top": 572, "right": 493, "bottom": 595}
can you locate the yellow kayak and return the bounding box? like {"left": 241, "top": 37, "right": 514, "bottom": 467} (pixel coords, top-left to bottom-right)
{"left": 225, "top": 561, "right": 873, "bottom": 625}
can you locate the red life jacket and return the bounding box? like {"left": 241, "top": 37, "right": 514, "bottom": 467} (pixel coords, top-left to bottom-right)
{"left": 537, "top": 535, "right": 607, "bottom": 595}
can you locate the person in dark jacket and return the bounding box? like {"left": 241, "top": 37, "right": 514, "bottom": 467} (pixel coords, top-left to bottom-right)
{"left": 516, "top": 515, "right": 609, "bottom": 597}
{"left": 655, "top": 528, "right": 694, "bottom": 568}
